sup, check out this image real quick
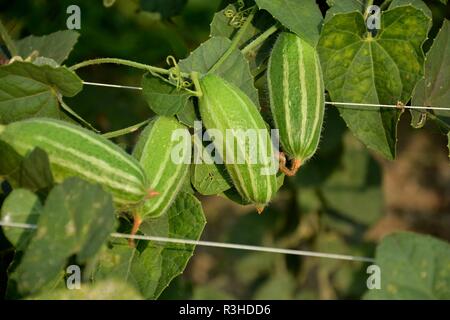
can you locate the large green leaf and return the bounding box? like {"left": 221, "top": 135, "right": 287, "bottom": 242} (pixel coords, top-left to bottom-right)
{"left": 412, "top": 20, "right": 450, "bottom": 126}
{"left": 15, "top": 30, "right": 79, "bottom": 64}
{"left": 30, "top": 280, "right": 143, "bottom": 300}
{"left": 10, "top": 178, "right": 116, "bottom": 296}
{"left": 1, "top": 189, "right": 42, "bottom": 251}
{"left": 141, "top": 73, "right": 191, "bottom": 116}
{"left": 178, "top": 36, "right": 259, "bottom": 107}
{"left": 94, "top": 192, "right": 206, "bottom": 299}
{"left": 254, "top": 0, "right": 323, "bottom": 46}
{"left": 365, "top": 232, "right": 450, "bottom": 299}
{"left": 0, "top": 61, "right": 83, "bottom": 124}
{"left": 318, "top": 6, "right": 431, "bottom": 159}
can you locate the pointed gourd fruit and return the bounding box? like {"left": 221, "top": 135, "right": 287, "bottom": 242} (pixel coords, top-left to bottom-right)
{"left": 132, "top": 116, "right": 190, "bottom": 219}
{"left": 268, "top": 32, "right": 325, "bottom": 175}
{"left": 198, "top": 74, "right": 278, "bottom": 208}
{"left": 0, "top": 118, "right": 148, "bottom": 208}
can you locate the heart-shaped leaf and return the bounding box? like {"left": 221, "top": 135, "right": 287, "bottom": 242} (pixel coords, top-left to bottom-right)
{"left": 318, "top": 6, "right": 431, "bottom": 159}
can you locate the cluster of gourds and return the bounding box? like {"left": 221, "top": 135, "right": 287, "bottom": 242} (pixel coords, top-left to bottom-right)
{"left": 0, "top": 31, "right": 324, "bottom": 233}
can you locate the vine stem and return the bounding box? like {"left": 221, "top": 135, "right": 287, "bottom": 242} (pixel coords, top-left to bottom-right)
{"left": 70, "top": 57, "right": 190, "bottom": 78}
{"left": 0, "top": 18, "right": 18, "bottom": 57}
{"left": 209, "top": 6, "right": 258, "bottom": 73}
{"left": 241, "top": 24, "right": 279, "bottom": 55}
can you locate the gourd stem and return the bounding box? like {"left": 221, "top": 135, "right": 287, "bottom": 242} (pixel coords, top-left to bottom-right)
{"left": 128, "top": 215, "right": 142, "bottom": 248}
{"left": 241, "top": 24, "right": 279, "bottom": 55}
{"left": 279, "top": 152, "right": 301, "bottom": 176}
{"left": 0, "top": 18, "right": 18, "bottom": 57}
{"left": 70, "top": 57, "right": 190, "bottom": 78}
{"left": 209, "top": 6, "right": 257, "bottom": 74}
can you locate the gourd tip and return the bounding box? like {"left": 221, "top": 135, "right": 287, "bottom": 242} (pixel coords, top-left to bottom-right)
{"left": 256, "top": 206, "right": 265, "bottom": 214}
{"left": 146, "top": 189, "right": 160, "bottom": 199}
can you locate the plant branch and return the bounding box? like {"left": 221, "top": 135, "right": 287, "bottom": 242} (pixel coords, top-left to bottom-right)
{"left": 241, "top": 24, "right": 279, "bottom": 55}
{"left": 0, "top": 18, "right": 18, "bottom": 57}
{"left": 209, "top": 6, "right": 257, "bottom": 73}
{"left": 70, "top": 57, "right": 190, "bottom": 78}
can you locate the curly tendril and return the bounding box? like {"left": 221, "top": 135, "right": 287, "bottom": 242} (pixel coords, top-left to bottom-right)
{"left": 166, "top": 55, "right": 191, "bottom": 90}
{"left": 223, "top": 1, "right": 253, "bottom": 28}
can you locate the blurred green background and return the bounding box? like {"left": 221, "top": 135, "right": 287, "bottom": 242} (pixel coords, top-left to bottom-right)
{"left": 1, "top": 0, "right": 449, "bottom": 300}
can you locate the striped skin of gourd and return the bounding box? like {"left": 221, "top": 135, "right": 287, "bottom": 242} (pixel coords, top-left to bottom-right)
{"left": 0, "top": 118, "right": 148, "bottom": 208}
{"left": 198, "top": 74, "right": 277, "bottom": 209}
{"left": 268, "top": 32, "right": 325, "bottom": 167}
{"left": 132, "top": 116, "right": 190, "bottom": 218}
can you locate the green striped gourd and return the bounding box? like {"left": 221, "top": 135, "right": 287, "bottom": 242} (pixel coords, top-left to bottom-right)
{"left": 133, "top": 116, "right": 190, "bottom": 218}
{"left": 198, "top": 74, "right": 277, "bottom": 210}
{"left": 0, "top": 118, "right": 148, "bottom": 207}
{"left": 268, "top": 32, "right": 325, "bottom": 174}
